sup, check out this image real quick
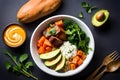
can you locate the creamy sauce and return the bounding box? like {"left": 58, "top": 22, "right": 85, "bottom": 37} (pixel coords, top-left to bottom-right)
{"left": 60, "top": 41, "right": 77, "bottom": 59}
{"left": 3, "top": 24, "right": 26, "bottom": 47}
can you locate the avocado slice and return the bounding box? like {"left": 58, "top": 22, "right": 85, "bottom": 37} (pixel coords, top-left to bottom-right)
{"left": 55, "top": 55, "right": 66, "bottom": 71}
{"left": 40, "top": 49, "right": 60, "bottom": 59}
{"left": 92, "top": 9, "right": 109, "bottom": 27}
{"left": 44, "top": 54, "right": 62, "bottom": 67}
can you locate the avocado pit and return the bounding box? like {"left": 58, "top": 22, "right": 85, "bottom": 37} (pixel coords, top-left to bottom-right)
{"left": 96, "top": 12, "right": 105, "bottom": 22}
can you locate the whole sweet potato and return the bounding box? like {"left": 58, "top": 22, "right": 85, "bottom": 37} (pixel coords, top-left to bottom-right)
{"left": 17, "top": 0, "right": 61, "bottom": 23}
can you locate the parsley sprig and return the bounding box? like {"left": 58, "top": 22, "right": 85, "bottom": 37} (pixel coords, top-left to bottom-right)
{"left": 82, "top": 2, "right": 97, "bottom": 14}
{"left": 79, "top": 2, "right": 97, "bottom": 18}
{"left": 4, "top": 51, "right": 38, "bottom": 80}
{"left": 79, "top": 12, "right": 84, "bottom": 18}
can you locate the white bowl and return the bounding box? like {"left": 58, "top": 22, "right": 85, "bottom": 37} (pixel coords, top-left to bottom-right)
{"left": 30, "top": 15, "right": 95, "bottom": 77}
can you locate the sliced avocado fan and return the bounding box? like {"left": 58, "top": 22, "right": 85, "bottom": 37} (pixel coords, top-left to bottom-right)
{"left": 92, "top": 9, "right": 109, "bottom": 27}
{"left": 44, "top": 54, "right": 62, "bottom": 67}
{"left": 40, "top": 49, "right": 60, "bottom": 59}
{"left": 55, "top": 55, "right": 66, "bottom": 71}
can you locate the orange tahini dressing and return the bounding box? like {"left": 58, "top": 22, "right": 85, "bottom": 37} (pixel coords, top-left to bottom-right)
{"left": 3, "top": 24, "right": 26, "bottom": 47}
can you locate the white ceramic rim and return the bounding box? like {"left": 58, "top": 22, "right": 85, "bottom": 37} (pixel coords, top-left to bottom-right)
{"left": 30, "top": 15, "right": 95, "bottom": 77}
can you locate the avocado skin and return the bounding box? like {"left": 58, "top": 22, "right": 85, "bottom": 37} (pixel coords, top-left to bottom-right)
{"left": 92, "top": 9, "right": 109, "bottom": 27}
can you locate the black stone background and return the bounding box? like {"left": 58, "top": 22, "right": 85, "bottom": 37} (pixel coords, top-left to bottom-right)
{"left": 0, "top": 0, "right": 120, "bottom": 80}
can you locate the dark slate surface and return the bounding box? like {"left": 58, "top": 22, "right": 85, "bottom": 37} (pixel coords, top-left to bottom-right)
{"left": 0, "top": 0, "right": 120, "bottom": 80}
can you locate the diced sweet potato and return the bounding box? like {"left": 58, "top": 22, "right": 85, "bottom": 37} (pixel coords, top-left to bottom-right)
{"left": 70, "top": 63, "right": 76, "bottom": 70}
{"left": 55, "top": 20, "right": 64, "bottom": 27}
{"left": 81, "top": 53, "right": 86, "bottom": 60}
{"left": 38, "top": 36, "right": 46, "bottom": 46}
{"left": 44, "top": 39, "right": 52, "bottom": 47}
{"left": 72, "top": 56, "right": 80, "bottom": 65}
{"left": 45, "top": 46, "right": 52, "bottom": 52}
{"left": 77, "top": 58, "right": 83, "bottom": 66}
{"left": 38, "top": 46, "right": 45, "bottom": 54}
{"left": 77, "top": 50, "right": 86, "bottom": 60}
{"left": 77, "top": 50, "right": 84, "bottom": 57}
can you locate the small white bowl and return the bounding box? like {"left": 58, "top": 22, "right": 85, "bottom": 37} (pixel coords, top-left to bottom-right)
{"left": 30, "top": 15, "right": 95, "bottom": 77}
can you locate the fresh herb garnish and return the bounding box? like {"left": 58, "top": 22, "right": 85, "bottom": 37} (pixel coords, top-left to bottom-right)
{"left": 82, "top": 2, "right": 89, "bottom": 8}
{"left": 87, "top": 6, "right": 97, "bottom": 14}
{"left": 4, "top": 51, "right": 38, "bottom": 80}
{"left": 78, "top": 12, "right": 84, "bottom": 18}
{"left": 82, "top": 2, "right": 97, "bottom": 14}
{"left": 45, "top": 27, "right": 56, "bottom": 37}
{"left": 63, "top": 20, "right": 90, "bottom": 54}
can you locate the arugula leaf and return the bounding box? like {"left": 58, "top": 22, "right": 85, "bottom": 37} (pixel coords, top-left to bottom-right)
{"left": 25, "top": 61, "right": 33, "bottom": 69}
{"left": 79, "top": 12, "right": 84, "bottom": 18}
{"left": 12, "top": 65, "right": 20, "bottom": 72}
{"left": 86, "top": 6, "right": 97, "bottom": 14}
{"left": 64, "top": 19, "right": 90, "bottom": 54}
{"left": 65, "top": 29, "right": 72, "bottom": 35}
{"left": 78, "top": 37, "right": 90, "bottom": 54}
{"left": 5, "top": 61, "right": 12, "bottom": 70}
{"left": 4, "top": 51, "right": 18, "bottom": 65}
{"left": 19, "top": 54, "right": 28, "bottom": 63}
{"left": 80, "top": 31, "right": 86, "bottom": 40}
{"left": 49, "top": 27, "right": 56, "bottom": 35}
{"left": 81, "top": 2, "right": 97, "bottom": 14}
{"left": 86, "top": 7, "right": 92, "bottom": 14}
{"left": 68, "top": 33, "right": 76, "bottom": 43}
{"left": 17, "top": 63, "right": 22, "bottom": 69}
{"left": 45, "top": 27, "right": 56, "bottom": 37}
{"left": 63, "top": 19, "right": 72, "bottom": 27}
{"left": 82, "top": 2, "right": 89, "bottom": 8}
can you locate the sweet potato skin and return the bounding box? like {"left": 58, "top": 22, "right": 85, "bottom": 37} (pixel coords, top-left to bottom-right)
{"left": 17, "top": 0, "right": 61, "bottom": 23}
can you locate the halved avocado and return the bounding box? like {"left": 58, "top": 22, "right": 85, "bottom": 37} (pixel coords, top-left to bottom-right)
{"left": 55, "top": 56, "right": 66, "bottom": 71}
{"left": 44, "top": 54, "right": 62, "bottom": 67}
{"left": 92, "top": 9, "right": 109, "bottom": 27}
{"left": 40, "top": 49, "right": 60, "bottom": 59}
